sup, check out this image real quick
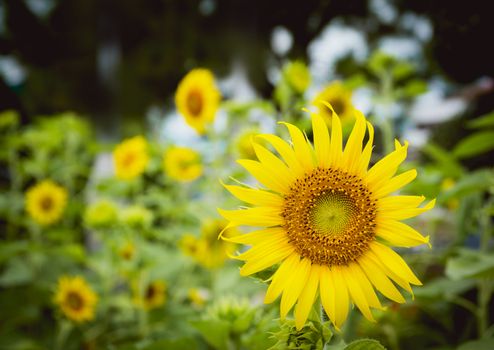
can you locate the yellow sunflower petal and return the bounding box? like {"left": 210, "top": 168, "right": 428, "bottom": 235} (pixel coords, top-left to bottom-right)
{"left": 311, "top": 112, "right": 331, "bottom": 168}
{"left": 218, "top": 207, "right": 282, "bottom": 227}
{"left": 240, "top": 243, "right": 294, "bottom": 276}
{"left": 256, "top": 134, "right": 304, "bottom": 177}
{"left": 369, "top": 242, "right": 422, "bottom": 285}
{"left": 237, "top": 159, "right": 289, "bottom": 193}
{"left": 329, "top": 113, "right": 343, "bottom": 168}
{"left": 265, "top": 253, "right": 300, "bottom": 303}
{"left": 226, "top": 227, "right": 285, "bottom": 245}
{"left": 378, "top": 195, "right": 425, "bottom": 211}
{"left": 321, "top": 265, "right": 351, "bottom": 328}
{"left": 342, "top": 110, "right": 366, "bottom": 173}
{"left": 253, "top": 142, "right": 295, "bottom": 187}
{"left": 357, "top": 121, "right": 375, "bottom": 175}
{"left": 222, "top": 183, "right": 284, "bottom": 207}
{"left": 359, "top": 254, "right": 405, "bottom": 303}
{"left": 367, "top": 142, "right": 408, "bottom": 189}
{"left": 280, "top": 257, "right": 311, "bottom": 319}
{"left": 380, "top": 199, "right": 435, "bottom": 220}
{"left": 373, "top": 169, "right": 417, "bottom": 198}
{"left": 343, "top": 264, "right": 376, "bottom": 322}
{"left": 377, "top": 219, "right": 430, "bottom": 248}
{"left": 295, "top": 264, "right": 320, "bottom": 330}
{"left": 280, "top": 122, "right": 315, "bottom": 172}
{"left": 232, "top": 232, "right": 289, "bottom": 261}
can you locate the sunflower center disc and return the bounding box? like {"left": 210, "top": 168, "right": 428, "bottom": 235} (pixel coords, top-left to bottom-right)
{"left": 282, "top": 167, "right": 377, "bottom": 266}
{"left": 40, "top": 196, "right": 54, "bottom": 211}
{"left": 66, "top": 291, "right": 84, "bottom": 311}
{"left": 187, "top": 90, "right": 203, "bottom": 116}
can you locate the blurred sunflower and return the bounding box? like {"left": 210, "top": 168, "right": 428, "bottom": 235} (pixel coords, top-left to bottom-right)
{"left": 284, "top": 60, "right": 311, "bottom": 94}
{"left": 163, "top": 147, "right": 203, "bottom": 182}
{"left": 313, "top": 82, "right": 354, "bottom": 129}
{"left": 179, "top": 219, "right": 238, "bottom": 269}
{"left": 25, "top": 180, "right": 68, "bottom": 226}
{"left": 134, "top": 280, "right": 167, "bottom": 310}
{"left": 113, "top": 136, "right": 149, "bottom": 180}
{"left": 219, "top": 107, "right": 434, "bottom": 330}
{"left": 188, "top": 288, "right": 209, "bottom": 308}
{"left": 54, "top": 276, "right": 98, "bottom": 323}
{"left": 175, "top": 68, "right": 221, "bottom": 134}
{"left": 119, "top": 241, "right": 136, "bottom": 261}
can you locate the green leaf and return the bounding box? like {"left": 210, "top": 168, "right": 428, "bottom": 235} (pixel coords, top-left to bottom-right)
{"left": 141, "top": 338, "right": 198, "bottom": 350}
{"left": 439, "top": 169, "right": 494, "bottom": 203}
{"left": 467, "top": 111, "right": 494, "bottom": 129}
{"left": 401, "top": 79, "right": 427, "bottom": 97}
{"left": 414, "top": 277, "right": 476, "bottom": 299}
{"left": 0, "top": 257, "right": 34, "bottom": 286}
{"left": 344, "top": 339, "right": 386, "bottom": 350}
{"left": 190, "top": 319, "right": 230, "bottom": 350}
{"left": 422, "top": 143, "right": 464, "bottom": 178}
{"left": 453, "top": 131, "right": 494, "bottom": 158}
{"left": 457, "top": 338, "right": 494, "bottom": 350}
{"left": 446, "top": 249, "right": 494, "bottom": 280}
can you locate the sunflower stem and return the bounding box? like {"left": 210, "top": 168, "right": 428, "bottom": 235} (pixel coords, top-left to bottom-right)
{"left": 54, "top": 319, "right": 72, "bottom": 350}
{"left": 476, "top": 200, "right": 493, "bottom": 338}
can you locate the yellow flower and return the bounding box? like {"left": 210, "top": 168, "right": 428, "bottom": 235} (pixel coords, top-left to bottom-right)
{"left": 134, "top": 281, "right": 167, "bottom": 310}
{"left": 235, "top": 129, "right": 259, "bottom": 160}
{"left": 179, "top": 220, "right": 238, "bottom": 269}
{"left": 163, "top": 147, "right": 203, "bottom": 182}
{"left": 313, "top": 82, "right": 354, "bottom": 129}
{"left": 175, "top": 68, "right": 221, "bottom": 134}
{"left": 284, "top": 61, "right": 311, "bottom": 93}
{"left": 119, "top": 241, "right": 136, "bottom": 261}
{"left": 54, "top": 276, "right": 98, "bottom": 323}
{"left": 188, "top": 288, "right": 209, "bottom": 307}
{"left": 219, "top": 107, "right": 434, "bottom": 330}
{"left": 84, "top": 200, "right": 118, "bottom": 228}
{"left": 25, "top": 180, "right": 68, "bottom": 226}
{"left": 113, "top": 136, "right": 149, "bottom": 180}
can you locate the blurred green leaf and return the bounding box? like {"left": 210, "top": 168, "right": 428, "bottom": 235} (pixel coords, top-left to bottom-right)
{"left": 414, "top": 277, "right": 476, "bottom": 299}
{"left": 446, "top": 249, "right": 494, "bottom": 280}
{"left": 401, "top": 79, "right": 427, "bottom": 97}
{"left": 439, "top": 169, "right": 494, "bottom": 203}
{"left": 392, "top": 62, "right": 414, "bottom": 80}
{"left": 453, "top": 131, "right": 494, "bottom": 158}
{"left": 467, "top": 111, "right": 494, "bottom": 129}
{"left": 0, "top": 257, "right": 34, "bottom": 286}
{"left": 457, "top": 338, "right": 494, "bottom": 350}
{"left": 344, "top": 339, "right": 386, "bottom": 350}
{"left": 190, "top": 319, "right": 230, "bottom": 350}
{"left": 422, "top": 143, "right": 464, "bottom": 178}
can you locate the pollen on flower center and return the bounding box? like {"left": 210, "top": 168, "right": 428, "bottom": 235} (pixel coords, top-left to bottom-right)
{"left": 282, "top": 167, "right": 377, "bottom": 266}
{"left": 40, "top": 196, "right": 54, "bottom": 211}
{"left": 187, "top": 90, "right": 203, "bottom": 116}
{"left": 66, "top": 291, "right": 84, "bottom": 311}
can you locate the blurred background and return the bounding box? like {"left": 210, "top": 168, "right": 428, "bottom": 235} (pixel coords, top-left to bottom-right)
{"left": 1, "top": 1, "right": 494, "bottom": 350}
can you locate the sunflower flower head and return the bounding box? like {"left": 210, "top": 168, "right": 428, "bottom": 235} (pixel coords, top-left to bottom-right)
{"left": 283, "top": 60, "right": 311, "bottom": 94}
{"left": 163, "top": 146, "right": 203, "bottom": 182}
{"left": 134, "top": 280, "right": 167, "bottom": 310}
{"left": 219, "top": 106, "right": 434, "bottom": 330}
{"left": 84, "top": 200, "right": 118, "bottom": 229}
{"left": 313, "top": 82, "right": 354, "bottom": 130}
{"left": 54, "top": 276, "right": 98, "bottom": 323}
{"left": 175, "top": 68, "right": 221, "bottom": 135}
{"left": 25, "top": 180, "right": 68, "bottom": 226}
{"left": 119, "top": 241, "right": 136, "bottom": 261}
{"left": 113, "top": 136, "right": 149, "bottom": 180}
{"left": 188, "top": 287, "right": 209, "bottom": 308}
{"left": 121, "top": 205, "right": 153, "bottom": 229}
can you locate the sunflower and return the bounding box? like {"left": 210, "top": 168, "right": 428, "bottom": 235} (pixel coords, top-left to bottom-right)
{"left": 113, "top": 136, "right": 149, "bottom": 180}
{"left": 313, "top": 82, "right": 354, "bottom": 129}
{"left": 25, "top": 180, "right": 68, "bottom": 226}
{"left": 134, "top": 280, "right": 167, "bottom": 310}
{"left": 219, "top": 106, "right": 434, "bottom": 330}
{"left": 284, "top": 60, "right": 311, "bottom": 94}
{"left": 119, "top": 241, "right": 136, "bottom": 261}
{"left": 175, "top": 68, "right": 221, "bottom": 135}
{"left": 54, "top": 276, "right": 98, "bottom": 323}
{"left": 163, "top": 146, "right": 203, "bottom": 182}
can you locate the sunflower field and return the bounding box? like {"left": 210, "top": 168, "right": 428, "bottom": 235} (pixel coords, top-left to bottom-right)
{"left": 1, "top": 1, "right": 493, "bottom": 350}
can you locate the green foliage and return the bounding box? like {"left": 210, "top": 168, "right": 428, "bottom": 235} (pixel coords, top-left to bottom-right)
{"left": 344, "top": 339, "right": 386, "bottom": 350}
